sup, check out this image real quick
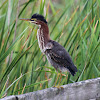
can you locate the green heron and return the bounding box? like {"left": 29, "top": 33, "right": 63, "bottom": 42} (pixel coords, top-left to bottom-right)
{"left": 20, "top": 14, "right": 77, "bottom": 85}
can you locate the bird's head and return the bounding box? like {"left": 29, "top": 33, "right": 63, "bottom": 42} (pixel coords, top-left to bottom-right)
{"left": 20, "top": 13, "right": 47, "bottom": 25}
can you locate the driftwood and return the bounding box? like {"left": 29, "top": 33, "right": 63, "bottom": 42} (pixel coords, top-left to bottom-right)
{"left": 1, "top": 77, "right": 100, "bottom": 100}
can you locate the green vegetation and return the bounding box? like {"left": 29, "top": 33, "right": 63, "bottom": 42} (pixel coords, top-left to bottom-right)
{"left": 0, "top": 0, "right": 100, "bottom": 98}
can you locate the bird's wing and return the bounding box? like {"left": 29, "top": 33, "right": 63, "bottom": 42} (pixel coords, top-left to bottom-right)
{"left": 47, "top": 48, "right": 73, "bottom": 67}
{"left": 46, "top": 41, "right": 77, "bottom": 73}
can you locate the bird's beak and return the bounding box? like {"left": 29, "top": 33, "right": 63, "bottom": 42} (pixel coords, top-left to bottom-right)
{"left": 20, "top": 18, "right": 37, "bottom": 24}
{"left": 20, "top": 18, "right": 31, "bottom": 21}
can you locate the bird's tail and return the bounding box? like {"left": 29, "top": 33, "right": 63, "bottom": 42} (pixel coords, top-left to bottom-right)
{"left": 67, "top": 65, "right": 77, "bottom": 76}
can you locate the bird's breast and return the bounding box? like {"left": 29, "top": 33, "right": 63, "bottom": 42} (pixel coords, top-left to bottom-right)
{"left": 37, "top": 29, "right": 46, "bottom": 53}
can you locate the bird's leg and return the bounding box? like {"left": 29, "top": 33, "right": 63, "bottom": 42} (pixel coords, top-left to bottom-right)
{"left": 53, "top": 71, "right": 64, "bottom": 88}
{"left": 56, "top": 71, "right": 64, "bottom": 88}
{"left": 54, "top": 71, "right": 66, "bottom": 88}
{"left": 53, "top": 70, "right": 60, "bottom": 87}
{"left": 58, "top": 71, "right": 62, "bottom": 86}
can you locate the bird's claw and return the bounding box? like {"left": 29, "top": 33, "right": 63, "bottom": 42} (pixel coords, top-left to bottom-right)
{"left": 53, "top": 85, "right": 63, "bottom": 89}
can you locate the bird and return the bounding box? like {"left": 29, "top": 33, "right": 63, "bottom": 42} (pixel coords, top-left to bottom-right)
{"left": 20, "top": 13, "right": 77, "bottom": 85}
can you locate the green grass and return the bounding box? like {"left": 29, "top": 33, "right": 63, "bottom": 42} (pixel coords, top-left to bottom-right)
{"left": 0, "top": 0, "right": 100, "bottom": 98}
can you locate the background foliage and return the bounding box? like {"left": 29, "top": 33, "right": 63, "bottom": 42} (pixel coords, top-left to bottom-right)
{"left": 0, "top": 0, "right": 100, "bottom": 98}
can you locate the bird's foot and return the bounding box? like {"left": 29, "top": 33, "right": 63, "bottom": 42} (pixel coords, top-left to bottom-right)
{"left": 53, "top": 85, "right": 63, "bottom": 89}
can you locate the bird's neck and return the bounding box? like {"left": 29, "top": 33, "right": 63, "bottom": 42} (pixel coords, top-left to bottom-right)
{"left": 37, "top": 23, "right": 50, "bottom": 53}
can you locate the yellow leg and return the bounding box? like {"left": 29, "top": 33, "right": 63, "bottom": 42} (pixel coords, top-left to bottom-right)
{"left": 57, "top": 71, "right": 64, "bottom": 88}
{"left": 54, "top": 71, "right": 64, "bottom": 88}
{"left": 54, "top": 71, "right": 67, "bottom": 88}
{"left": 58, "top": 72, "right": 62, "bottom": 86}
{"left": 54, "top": 71, "right": 60, "bottom": 87}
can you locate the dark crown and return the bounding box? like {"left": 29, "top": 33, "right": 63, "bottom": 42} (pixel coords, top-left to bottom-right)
{"left": 31, "top": 14, "right": 47, "bottom": 24}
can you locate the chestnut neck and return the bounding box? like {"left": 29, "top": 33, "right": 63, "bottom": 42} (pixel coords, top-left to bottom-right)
{"left": 38, "top": 22, "right": 50, "bottom": 45}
